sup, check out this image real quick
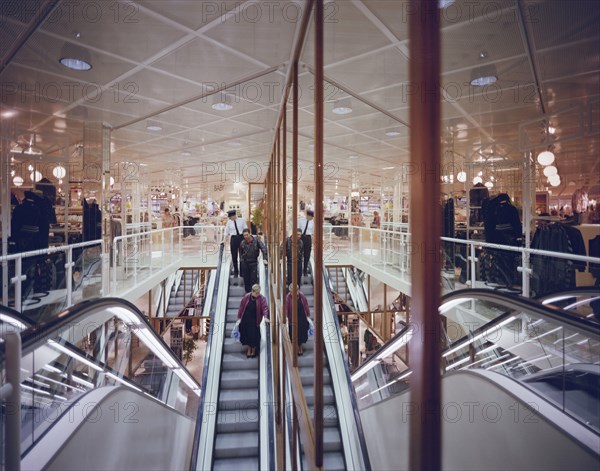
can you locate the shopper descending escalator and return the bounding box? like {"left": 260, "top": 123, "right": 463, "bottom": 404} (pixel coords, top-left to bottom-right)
{"left": 284, "top": 228, "right": 304, "bottom": 287}
{"left": 239, "top": 228, "right": 268, "bottom": 293}
{"left": 236, "top": 284, "right": 270, "bottom": 358}
{"left": 286, "top": 284, "right": 312, "bottom": 356}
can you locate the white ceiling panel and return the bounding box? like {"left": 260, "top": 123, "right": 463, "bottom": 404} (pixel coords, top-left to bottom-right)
{"left": 302, "top": 1, "right": 391, "bottom": 66}
{"left": 40, "top": 2, "right": 188, "bottom": 63}
{"left": 151, "top": 37, "right": 263, "bottom": 85}
{"left": 325, "top": 47, "right": 409, "bottom": 93}
{"left": 203, "top": 3, "right": 297, "bottom": 66}
{"left": 135, "top": 0, "right": 242, "bottom": 31}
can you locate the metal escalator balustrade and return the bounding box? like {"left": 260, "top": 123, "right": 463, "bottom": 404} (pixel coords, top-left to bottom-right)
{"left": 352, "top": 289, "right": 600, "bottom": 435}
{"left": 537, "top": 288, "right": 600, "bottom": 323}
{"left": 191, "top": 246, "right": 273, "bottom": 470}
{"left": 211, "top": 270, "right": 261, "bottom": 470}
{"left": 0, "top": 296, "right": 201, "bottom": 465}
{"left": 321, "top": 265, "right": 372, "bottom": 471}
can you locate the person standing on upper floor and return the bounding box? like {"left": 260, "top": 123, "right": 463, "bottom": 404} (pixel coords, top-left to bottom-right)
{"left": 239, "top": 228, "right": 268, "bottom": 293}
{"left": 297, "top": 209, "right": 314, "bottom": 276}
{"left": 371, "top": 210, "right": 381, "bottom": 228}
{"left": 237, "top": 284, "right": 270, "bottom": 358}
{"left": 162, "top": 207, "right": 175, "bottom": 228}
{"left": 224, "top": 210, "right": 248, "bottom": 278}
{"left": 286, "top": 284, "right": 311, "bottom": 356}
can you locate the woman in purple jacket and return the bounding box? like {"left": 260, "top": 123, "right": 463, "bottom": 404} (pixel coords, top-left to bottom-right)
{"left": 286, "top": 285, "right": 311, "bottom": 356}
{"left": 237, "top": 284, "right": 269, "bottom": 358}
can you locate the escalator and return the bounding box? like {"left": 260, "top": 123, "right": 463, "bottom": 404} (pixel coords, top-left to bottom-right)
{"left": 191, "top": 253, "right": 274, "bottom": 470}
{"left": 327, "top": 266, "right": 356, "bottom": 311}
{"left": 291, "top": 264, "right": 370, "bottom": 470}
{"left": 352, "top": 289, "right": 600, "bottom": 470}
{"left": 0, "top": 296, "right": 205, "bottom": 470}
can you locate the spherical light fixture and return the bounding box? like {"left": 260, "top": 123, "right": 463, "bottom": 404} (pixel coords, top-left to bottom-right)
{"left": 30, "top": 170, "right": 42, "bottom": 182}
{"left": 548, "top": 174, "right": 561, "bottom": 187}
{"left": 537, "top": 150, "right": 555, "bottom": 166}
{"left": 53, "top": 165, "right": 66, "bottom": 179}
{"left": 543, "top": 165, "right": 558, "bottom": 177}
{"left": 473, "top": 176, "right": 483, "bottom": 185}
{"left": 484, "top": 181, "right": 494, "bottom": 189}
{"left": 457, "top": 171, "right": 467, "bottom": 183}
{"left": 13, "top": 176, "right": 24, "bottom": 187}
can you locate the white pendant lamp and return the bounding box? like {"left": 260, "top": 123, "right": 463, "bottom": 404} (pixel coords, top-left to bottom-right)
{"left": 543, "top": 165, "right": 558, "bottom": 177}
{"left": 537, "top": 150, "right": 555, "bottom": 166}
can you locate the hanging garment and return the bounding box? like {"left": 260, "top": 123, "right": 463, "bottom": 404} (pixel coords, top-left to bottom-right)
{"left": 530, "top": 224, "right": 585, "bottom": 297}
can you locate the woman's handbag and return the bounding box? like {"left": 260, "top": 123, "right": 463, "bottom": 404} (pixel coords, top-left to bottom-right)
{"left": 232, "top": 320, "right": 241, "bottom": 342}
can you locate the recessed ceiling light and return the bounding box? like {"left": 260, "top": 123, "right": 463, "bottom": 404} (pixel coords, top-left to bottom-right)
{"left": 212, "top": 93, "right": 233, "bottom": 111}
{"left": 382, "top": 166, "right": 395, "bottom": 170}
{"left": 385, "top": 130, "right": 401, "bottom": 137}
{"left": 59, "top": 57, "right": 92, "bottom": 71}
{"left": 470, "top": 64, "right": 498, "bottom": 86}
{"left": 146, "top": 124, "right": 162, "bottom": 132}
{"left": 332, "top": 98, "right": 352, "bottom": 115}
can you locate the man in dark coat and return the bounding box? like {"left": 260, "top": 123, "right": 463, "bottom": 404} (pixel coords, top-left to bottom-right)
{"left": 239, "top": 229, "right": 268, "bottom": 292}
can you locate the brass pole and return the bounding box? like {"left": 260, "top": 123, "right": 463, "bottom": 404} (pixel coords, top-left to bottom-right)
{"left": 292, "top": 60, "right": 299, "bottom": 366}
{"left": 248, "top": 182, "right": 252, "bottom": 228}
{"left": 282, "top": 120, "right": 288, "bottom": 312}
{"left": 313, "top": 0, "right": 325, "bottom": 466}
{"left": 408, "top": 1, "right": 442, "bottom": 469}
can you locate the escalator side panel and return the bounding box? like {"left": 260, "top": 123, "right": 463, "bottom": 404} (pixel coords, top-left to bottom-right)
{"left": 359, "top": 370, "right": 600, "bottom": 471}
{"left": 21, "top": 386, "right": 194, "bottom": 471}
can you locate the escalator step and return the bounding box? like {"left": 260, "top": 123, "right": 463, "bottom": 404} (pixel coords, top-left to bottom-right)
{"left": 299, "top": 368, "right": 331, "bottom": 385}
{"left": 213, "top": 431, "right": 260, "bottom": 459}
{"left": 222, "top": 353, "right": 259, "bottom": 371}
{"left": 216, "top": 409, "right": 260, "bottom": 433}
{"left": 213, "top": 457, "right": 259, "bottom": 471}
{"left": 299, "top": 427, "right": 343, "bottom": 453}
{"left": 301, "top": 451, "right": 345, "bottom": 471}
{"left": 221, "top": 369, "right": 258, "bottom": 389}
{"left": 218, "top": 388, "right": 259, "bottom": 409}
{"left": 301, "top": 385, "right": 335, "bottom": 406}
{"left": 308, "top": 405, "right": 339, "bottom": 426}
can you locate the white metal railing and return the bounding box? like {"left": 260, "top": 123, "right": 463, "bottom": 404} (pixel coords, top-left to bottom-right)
{"left": 0, "top": 239, "right": 104, "bottom": 313}
{"left": 110, "top": 225, "right": 224, "bottom": 295}
{"left": 324, "top": 224, "right": 600, "bottom": 297}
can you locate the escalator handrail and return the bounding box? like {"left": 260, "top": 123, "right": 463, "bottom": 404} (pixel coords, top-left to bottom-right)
{"left": 442, "top": 289, "right": 600, "bottom": 337}
{"left": 322, "top": 265, "right": 372, "bottom": 471}
{"left": 0, "top": 304, "right": 32, "bottom": 330}
{"left": 261, "top": 264, "right": 276, "bottom": 471}
{"left": 0, "top": 297, "right": 203, "bottom": 381}
{"left": 351, "top": 288, "right": 600, "bottom": 380}
{"left": 189, "top": 242, "right": 225, "bottom": 469}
